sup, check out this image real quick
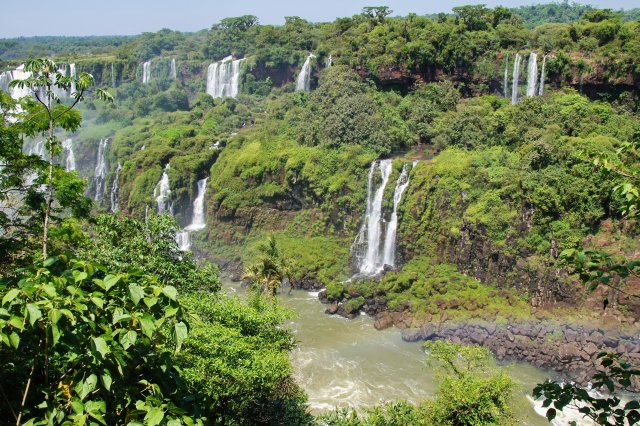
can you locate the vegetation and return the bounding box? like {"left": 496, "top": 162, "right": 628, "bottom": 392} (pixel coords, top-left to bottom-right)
{"left": 1, "top": 2, "right": 640, "bottom": 424}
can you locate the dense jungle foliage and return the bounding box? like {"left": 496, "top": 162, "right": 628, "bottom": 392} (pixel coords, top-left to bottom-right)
{"left": 1, "top": 2, "right": 640, "bottom": 424}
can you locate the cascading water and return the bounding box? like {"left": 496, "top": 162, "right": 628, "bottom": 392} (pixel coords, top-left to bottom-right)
{"left": 526, "top": 52, "right": 538, "bottom": 97}
{"left": 142, "top": 61, "right": 151, "bottom": 84}
{"left": 111, "top": 63, "right": 116, "bottom": 87}
{"left": 206, "top": 56, "right": 244, "bottom": 99}
{"left": 110, "top": 163, "right": 121, "bottom": 213}
{"left": 296, "top": 54, "right": 314, "bottom": 92}
{"left": 538, "top": 55, "right": 547, "bottom": 96}
{"left": 381, "top": 164, "right": 412, "bottom": 267}
{"left": 325, "top": 55, "right": 333, "bottom": 68}
{"left": 94, "top": 138, "right": 109, "bottom": 201}
{"left": 511, "top": 53, "right": 522, "bottom": 105}
{"left": 353, "top": 160, "right": 393, "bottom": 275}
{"left": 170, "top": 58, "right": 177, "bottom": 80}
{"left": 69, "top": 64, "right": 76, "bottom": 95}
{"left": 61, "top": 138, "right": 75, "bottom": 171}
{"left": 503, "top": 54, "right": 509, "bottom": 99}
{"left": 155, "top": 164, "right": 173, "bottom": 214}
{"left": 176, "top": 177, "right": 209, "bottom": 251}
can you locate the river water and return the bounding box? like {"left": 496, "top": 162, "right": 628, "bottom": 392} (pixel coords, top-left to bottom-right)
{"left": 224, "top": 280, "right": 552, "bottom": 425}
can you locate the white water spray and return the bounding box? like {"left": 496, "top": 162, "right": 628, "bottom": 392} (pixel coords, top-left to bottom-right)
{"left": 503, "top": 54, "right": 509, "bottom": 99}
{"left": 142, "top": 61, "right": 151, "bottom": 84}
{"left": 94, "top": 138, "right": 109, "bottom": 201}
{"left": 382, "top": 164, "right": 412, "bottom": 267}
{"left": 206, "top": 56, "right": 244, "bottom": 99}
{"left": 538, "top": 55, "right": 547, "bottom": 96}
{"left": 296, "top": 54, "right": 315, "bottom": 92}
{"left": 170, "top": 58, "right": 177, "bottom": 80}
{"left": 511, "top": 53, "right": 522, "bottom": 105}
{"left": 526, "top": 52, "right": 538, "bottom": 97}
{"left": 155, "top": 164, "right": 173, "bottom": 214}
{"left": 110, "top": 163, "right": 121, "bottom": 213}
{"left": 61, "top": 138, "right": 75, "bottom": 171}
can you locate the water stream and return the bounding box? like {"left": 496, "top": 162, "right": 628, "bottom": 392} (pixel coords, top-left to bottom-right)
{"left": 206, "top": 56, "right": 244, "bottom": 99}
{"left": 223, "top": 280, "right": 551, "bottom": 425}
{"left": 296, "top": 54, "right": 315, "bottom": 92}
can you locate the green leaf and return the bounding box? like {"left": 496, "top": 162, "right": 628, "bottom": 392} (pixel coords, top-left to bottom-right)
{"left": 73, "top": 270, "right": 88, "bottom": 282}
{"left": 91, "top": 337, "right": 110, "bottom": 359}
{"left": 144, "top": 407, "right": 165, "bottom": 426}
{"left": 91, "top": 296, "right": 104, "bottom": 309}
{"left": 2, "top": 289, "right": 20, "bottom": 305}
{"left": 49, "top": 308, "right": 61, "bottom": 325}
{"left": 143, "top": 297, "right": 158, "bottom": 308}
{"left": 625, "top": 401, "right": 640, "bottom": 410}
{"left": 101, "top": 370, "right": 112, "bottom": 391}
{"left": 8, "top": 316, "right": 24, "bottom": 330}
{"left": 140, "top": 314, "right": 156, "bottom": 338}
{"left": 26, "top": 304, "right": 42, "bottom": 326}
{"left": 41, "top": 284, "right": 57, "bottom": 297}
{"left": 120, "top": 330, "right": 137, "bottom": 349}
{"left": 9, "top": 331, "right": 19, "bottom": 349}
{"left": 162, "top": 286, "right": 178, "bottom": 301}
{"left": 174, "top": 321, "right": 188, "bottom": 353}
{"left": 546, "top": 408, "right": 557, "bottom": 421}
{"left": 79, "top": 374, "right": 97, "bottom": 400}
{"left": 128, "top": 284, "right": 145, "bottom": 305}
{"left": 103, "top": 274, "right": 120, "bottom": 292}
{"left": 50, "top": 324, "right": 60, "bottom": 346}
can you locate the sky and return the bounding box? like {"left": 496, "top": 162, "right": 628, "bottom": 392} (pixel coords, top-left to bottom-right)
{"left": 1, "top": 0, "right": 638, "bottom": 38}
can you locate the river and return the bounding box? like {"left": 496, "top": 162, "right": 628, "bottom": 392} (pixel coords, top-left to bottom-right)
{"left": 224, "top": 279, "right": 555, "bottom": 424}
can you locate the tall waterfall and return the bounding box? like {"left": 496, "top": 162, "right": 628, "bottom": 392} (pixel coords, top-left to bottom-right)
{"left": 176, "top": 177, "right": 209, "bottom": 252}
{"left": 206, "top": 56, "right": 244, "bottom": 99}
{"left": 325, "top": 55, "right": 333, "bottom": 68}
{"left": 94, "top": 138, "right": 109, "bottom": 201}
{"left": 170, "top": 58, "right": 177, "bottom": 80}
{"left": 61, "top": 138, "right": 75, "bottom": 171}
{"left": 526, "top": 52, "right": 538, "bottom": 97}
{"left": 381, "top": 164, "right": 411, "bottom": 267}
{"left": 69, "top": 64, "right": 76, "bottom": 95}
{"left": 3, "top": 65, "right": 33, "bottom": 100}
{"left": 110, "top": 163, "right": 121, "bottom": 213}
{"left": 142, "top": 61, "right": 151, "bottom": 84}
{"left": 154, "top": 164, "right": 173, "bottom": 214}
{"left": 353, "top": 160, "right": 393, "bottom": 275}
{"left": 511, "top": 54, "right": 522, "bottom": 105}
{"left": 296, "top": 54, "right": 314, "bottom": 92}
{"left": 111, "top": 63, "right": 116, "bottom": 87}
{"left": 503, "top": 54, "right": 509, "bottom": 99}
{"left": 538, "top": 55, "right": 547, "bottom": 96}
{"left": 185, "top": 178, "right": 208, "bottom": 231}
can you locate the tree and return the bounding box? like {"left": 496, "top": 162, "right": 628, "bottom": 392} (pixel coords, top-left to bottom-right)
{"left": 9, "top": 58, "right": 112, "bottom": 259}
{"left": 242, "top": 235, "right": 290, "bottom": 298}
{"left": 0, "top": 256, "right": 197, "bottom": 425}
{"left": 423, "top": 340, "right": 515, "bottom": 425}
{"left": 361, "top": 7, "right": 393, "bottom": 23}
{"left": 452, "top": 5, "right": 491, "bottom": 31}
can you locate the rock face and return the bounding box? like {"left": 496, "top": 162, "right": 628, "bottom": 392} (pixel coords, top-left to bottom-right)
{"left": 399, "top": 320, "right": 640, "bottom": 388}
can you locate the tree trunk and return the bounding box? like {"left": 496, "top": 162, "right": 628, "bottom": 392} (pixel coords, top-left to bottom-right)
{"left": 42, "top": 96, "right": 53, "bottom": 259}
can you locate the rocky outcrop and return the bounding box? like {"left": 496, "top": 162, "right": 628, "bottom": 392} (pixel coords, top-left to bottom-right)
{"left": 401, "top": 320, "right": 640, "bottom": 388}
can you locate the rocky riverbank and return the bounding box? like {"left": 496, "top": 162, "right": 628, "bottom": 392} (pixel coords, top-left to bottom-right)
{"left": 319, "top": 289, "right": 640, "bottom": 388}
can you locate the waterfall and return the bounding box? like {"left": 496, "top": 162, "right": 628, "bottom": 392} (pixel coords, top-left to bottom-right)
{"left": 538, "top": 55, "right": 547, "bottom": 96}
{"left": 185, "top": 178, "right": 208, "bottom": 231}
{"left": 94, "top": 138, "right": 109, "bottom": 201}
{"left": 61, "top": 138, "right": 75, "bottom": 171}
{"left": 111, "top": 63, "right": 116, "bottom": 87}
{"left": 142, "top": 61, "right": 151, "bottom": 84}
{"left": 353, "top": 160, "right": 393, "bottom": 275}
{"left": 206, "top": 56, "right": 244, "bottom": 99}
{"left": 110, "top": 163, "right": 121, "bottom": 213}
{"left": 175, "top": 177, "right": 209, "bottom": 251}
{"left": 176, "top": 231, "right": 191, "bottom": 252}
{"left": 325, "top": 55, "right": 333, "bottom": 68}
{"left": 296, "top": 54, "right": 314, "bottom": 92}
{"left": 381, "top": 164, "right": 411, "bottom": 267}
{"left": 170, "top": 58, "right": 177, "bottom": 80}
{"left": 511, "top": 54, "right": 522, "bottom": 105}
{"left": 154, "top": 164, "right": 173, "bottom": 214}
{"left": 503, "top": 54, "right": 509, "bottom": 99}
{"left": 69, "top": 64, "right": 76, "bottom": 95}
{"left": 6, "top": 65, "right": 33, "bottom": 100}
{"left": 52, "top": 65, "right": 68, "bottom": 99}
{"left": 145, "top": 205, "right": 149, "bottom": 223}
{"left": 526, "top": 52, "right": 538, "bottom": 97}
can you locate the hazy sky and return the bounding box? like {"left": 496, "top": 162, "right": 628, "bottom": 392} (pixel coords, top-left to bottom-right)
{"left": 1, "top": 0, "right": 637, "bottom": 38}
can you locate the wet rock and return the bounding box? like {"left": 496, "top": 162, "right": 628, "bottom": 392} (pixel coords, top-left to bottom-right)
{"left": 325, "top": 303, "right": 338, "bottom": 315}
{"left": 401, "top": 328, "right": 423, "bottom": 342}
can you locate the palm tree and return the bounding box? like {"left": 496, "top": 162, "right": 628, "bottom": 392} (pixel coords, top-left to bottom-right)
{"left": 242, "top": 235, "right": 290, "bottom": 298}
